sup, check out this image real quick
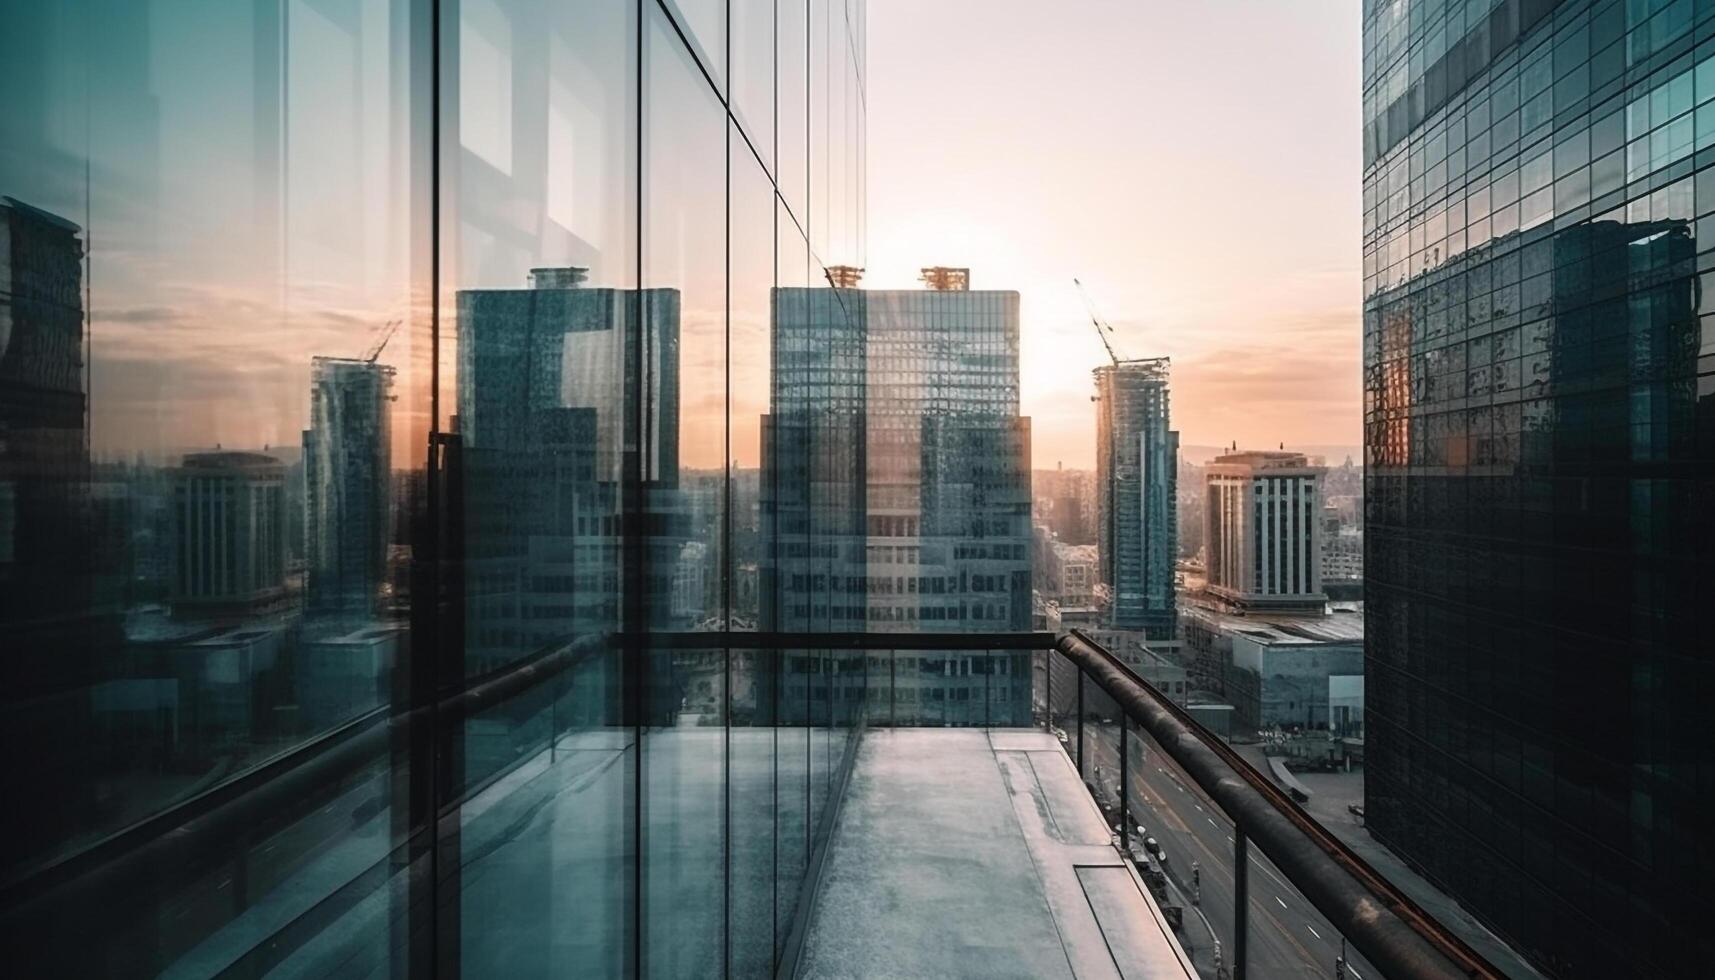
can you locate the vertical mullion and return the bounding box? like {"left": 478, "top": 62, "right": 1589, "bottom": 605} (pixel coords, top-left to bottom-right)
{"left": 721, "top": 3, "right": 733, "bottom": 974}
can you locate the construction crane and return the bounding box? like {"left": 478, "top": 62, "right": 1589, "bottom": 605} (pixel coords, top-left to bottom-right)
{"left": 360, "top": 318, "right": 401, "bottom": 363}
{"left": 1073, "top": 278, "right": 1123, "bottom": 367}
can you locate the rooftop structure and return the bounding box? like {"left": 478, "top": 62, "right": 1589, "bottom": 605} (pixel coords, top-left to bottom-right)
{"left": 918, "top": 265, "right": 970, "bottom": 291}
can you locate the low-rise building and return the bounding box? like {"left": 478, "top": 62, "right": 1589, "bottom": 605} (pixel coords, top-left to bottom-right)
{"left": 1179, "top": 598, "right": 1364, "bottom": 732}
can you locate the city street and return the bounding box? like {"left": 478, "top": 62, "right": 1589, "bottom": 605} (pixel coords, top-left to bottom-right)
{"left": 1081, "top": 723, "right": 1379, "bottom": 979}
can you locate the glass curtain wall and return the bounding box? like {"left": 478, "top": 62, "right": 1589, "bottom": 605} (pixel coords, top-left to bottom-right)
{"left": 0, "top": 1, "right": 866, "bottom": 977}
{"left": 1362, "top": 1, "right": 1715, "bottom": 976}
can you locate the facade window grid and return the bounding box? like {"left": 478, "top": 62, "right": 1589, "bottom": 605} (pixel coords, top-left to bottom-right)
{"left": 1364, "top": 2, "right": 1715, "bottom": 977}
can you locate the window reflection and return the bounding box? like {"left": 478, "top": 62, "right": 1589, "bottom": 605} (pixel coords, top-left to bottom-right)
{"left": 2, "top": 0, "right": 869, "bottom": 973}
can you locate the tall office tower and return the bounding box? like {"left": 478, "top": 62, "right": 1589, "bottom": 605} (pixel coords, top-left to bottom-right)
{"left": 1202, "top": 450, "right": 1326, "bottom": 611}
{"left": 1363, "top": 3, "right": 1715, "bottom": 975}
{"left": 0, "top": 197, "right": 112, "bottom": 874}
{"left": 763, "top": 267, "right": 1033, "bottom": 718}
{"left": 303, "top": 357, "right": 395, "bottom": 617}
{"left": 761, "top": 284, "right": 869, "bottom": 633}
{"left": 457, "top": 268, "right": 686, "bottom": 673}
{"left": 0, "top": 198, "right": 91, "bottom": 624}
{"left": 1094, "top": 359, "right": 1179, "bottom": 637}
{"left": 170, "top": 451, "right": 288, "bottom": 617}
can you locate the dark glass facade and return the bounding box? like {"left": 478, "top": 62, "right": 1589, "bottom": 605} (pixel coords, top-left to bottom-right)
{"left": 1, "top": 1, "right": 868, "bottom": 976}
{"left": 1363, "top": 1, "right": 1715, "bottom": 975}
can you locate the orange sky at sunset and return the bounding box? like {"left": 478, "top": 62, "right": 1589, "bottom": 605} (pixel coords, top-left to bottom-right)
{"left": 864, "top": 0, "right": 1363, "bottom": 467}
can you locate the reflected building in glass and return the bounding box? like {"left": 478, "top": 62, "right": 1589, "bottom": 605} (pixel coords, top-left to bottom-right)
{"left": 457, "top": 268, "right": 686, "bottom": 671}
{"left": 1363, "top": 1, "right": 1715, "bottom": 975}
{"left": 169, "top": 450, "right": 289, "bottom": 618}
{"left": 303, "top": 355, "right": 395, "bottom": 619}
{"left": 1093, "top": 358, "right": 1178, "bottom": 638}
{"left": 1, "top": 0, "right": 875, "bottom": 974}
{"left": 763, "top": 268, "right": 1033, "bottom": 722}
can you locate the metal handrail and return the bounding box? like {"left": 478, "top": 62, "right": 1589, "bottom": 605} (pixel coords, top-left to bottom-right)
{"left": 3, "top": 627, "right": 1506, "bottom": 980}
{"left": 1057, "top": 629, "right": 1502, "bottom": 980}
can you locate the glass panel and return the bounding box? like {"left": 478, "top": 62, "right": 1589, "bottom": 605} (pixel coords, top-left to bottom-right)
{"left": 451, "top": 0, "right": 638, "bottom": 972}
{"left": 641, "top": 7, "right": 728, "bottom": 976}
{"left": 663, "top": 0, "right": 726, "bottom": 92}
{"left": 808, "top": 0, "right": 831, "bottom": 261}
{"left": 777, "top": 0, "right": 809, "bottom": 225}
{"left": 733, "top": 0, "right": 776, "bottom": 172}
{"left": 808, "top": 649, "right": 832, "bottom": 853}
{"left": 0, "top": 0, "right": 423, "bottom": 973}
{"left": 775, "top": 643, "right": 811, "bottom": 963}
{"left": 769, "top": 219, "right": 813, "bottom": 963}
{"left": 728, "top": 127, "right": 777, "bottom": 976}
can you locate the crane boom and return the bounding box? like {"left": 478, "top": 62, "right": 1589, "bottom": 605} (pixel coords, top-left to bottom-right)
{"left": 362, "top": 318, "right": 401, "bottom": 363}
{"left": 1073, "top": 278, "right": 1123, "bottom": 366}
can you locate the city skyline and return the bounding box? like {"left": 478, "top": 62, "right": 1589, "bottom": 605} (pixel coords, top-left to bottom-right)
{"left": 4, "top": 2, "right": 1710, "bottom": 978}
{"left": 4, "top": 0, "right": 1363, "bottom": 471}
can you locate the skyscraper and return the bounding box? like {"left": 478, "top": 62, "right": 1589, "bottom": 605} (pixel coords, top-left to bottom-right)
{"left": 303, "top": 356, "right": 394, "bottom": 617}
{"left": 0, "top": 197, "right": 90, "bottom": 625}
{"left": 1202, "top": 449, "right": 1326, "bottom": 611}
{"left": 169, "top": 451, "right": 288, "bottom": 617}
{"left": 1362, "top": 2, "right": 1715, "bottom": 975}
{"left": 457, "top": 268, "right": 685, "bottom": 671}
{"left": 763, "top": 267, "right": 1033, "bottom": 720}
{"left": 1094, "top": 358, "right": 1178, "bottom": 637}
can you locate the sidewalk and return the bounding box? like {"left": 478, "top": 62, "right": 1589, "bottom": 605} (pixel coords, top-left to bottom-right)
{"left": 1235, "top": 745, "right": 1545, "bottom": 980}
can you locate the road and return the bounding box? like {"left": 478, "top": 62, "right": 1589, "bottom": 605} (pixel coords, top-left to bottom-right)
{"left": 1081, "top": 723, "right": 1380, "bottom": 979}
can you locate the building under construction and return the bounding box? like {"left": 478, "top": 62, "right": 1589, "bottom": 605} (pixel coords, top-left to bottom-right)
{"left": 1093, "top": 357, "right": 1177, "bottom": 638}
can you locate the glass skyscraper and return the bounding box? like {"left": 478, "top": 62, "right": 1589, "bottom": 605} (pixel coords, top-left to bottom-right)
{"left": 762, "top": 270, "right": 1034, "bottom": 723}
{"left": 1363, "top": 1, "right": 1715, "bottom": 975}
{"left": 1094, "top": 358, "right": 1178, "bottom": 637}
{"left": 1, "top": 1, "right": 868, "bottom": 975}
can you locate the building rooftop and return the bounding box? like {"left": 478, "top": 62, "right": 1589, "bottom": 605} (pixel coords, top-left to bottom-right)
{"left": 1184, "top": 599, "right": 1365, "bottom": 645}
{"left": 799, "top": 729, "right": 1194, "bottom": 979}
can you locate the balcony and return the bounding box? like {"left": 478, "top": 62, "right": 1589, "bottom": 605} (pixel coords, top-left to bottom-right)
{"left": 0, "top": 631, "right": 1502, "bottom": 979}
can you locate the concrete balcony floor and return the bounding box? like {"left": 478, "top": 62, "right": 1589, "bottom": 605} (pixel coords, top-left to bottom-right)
{"left": 799, "top": 729, "right": 1195, "bottom": 979}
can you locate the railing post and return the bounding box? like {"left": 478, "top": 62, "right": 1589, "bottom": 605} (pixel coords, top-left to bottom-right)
{"left": 1043, "top": 650, "right": 1052, "bottom": 731}
{"left": 1118, "top": 721, "right": 1128, "bottom": 852}
{"left": 1075, "top": 670, "right": 1085, "bottom": 775}
{"left": 1234, "top": 827, "right": 1248, "bottom": 980}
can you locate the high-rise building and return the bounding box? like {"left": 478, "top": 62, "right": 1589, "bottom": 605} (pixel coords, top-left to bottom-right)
{"left": 1363, "top": 2, "right": 1715, "bottom": 975}
{"left": 169, "top": 451, "right": 288, "bottom": 617}
{"left": 1094, "top": 359, "right": 1178, "bottom": 637}
{"left": 763, "top": 267, "right": 1033, "bottom": 720}
{"left": 303, "top": 356, "right": 394, "bottom": 617}
{"left": 457, "top": 269, "right": 686, "bottom": 671}
{"left": 764, "top": 269, "right": 1032, "bottom": 634}
{"left": 1202, "top": 450, "right": 1326, "bottom": 611}
{"left": 0, "top": 197, "right": 90, "bottom": 624}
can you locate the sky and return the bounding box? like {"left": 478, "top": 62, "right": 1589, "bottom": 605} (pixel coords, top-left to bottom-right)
{"left": 865, "top": 0, "right": 1364, "bottom": 468}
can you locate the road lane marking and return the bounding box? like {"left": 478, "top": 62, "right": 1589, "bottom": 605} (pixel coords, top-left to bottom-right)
{"left": 1194, "top": 803, "right": 1202, "bottom": 811}
{"left": 1225, "top": 835, "right": 1234, "bottom": 844}
{"left": 1275, "top": 896, "right": 1287, "bottom": 910}
{"left": 1306, "top": 924, "right": 1321, "bottom": 940}
{"left": 1206, "top": 817, "right": 1218, "bottom": 828}
{"left": 1348, "top": 965, "right": 1364, "bottom": 979}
